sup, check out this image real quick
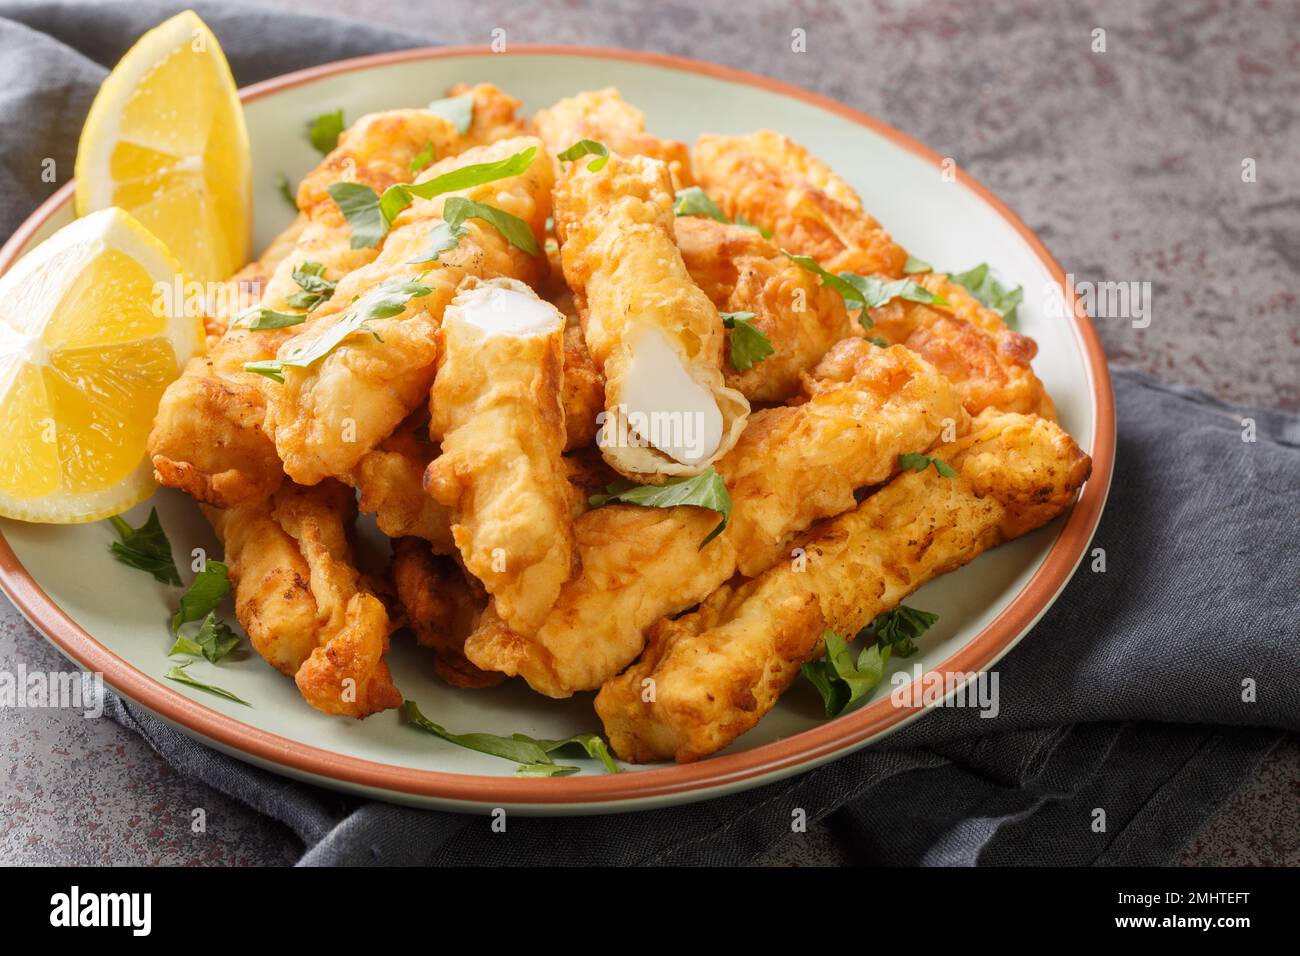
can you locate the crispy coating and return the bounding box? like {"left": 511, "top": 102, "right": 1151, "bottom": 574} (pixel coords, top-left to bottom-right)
{"left": 869, "top": 273, "right": 1057, "bottom": 419}
{"left": 462, "top": 341, "right": 965, "bottom": 696}
{"left": 264, "top": 136, "right": 554, "bottom": 486}
{"left": 560, "top": 317, "right": 604, "bottom": 450}
{"left": 533, "top": 87, "right": 694, "bottom": 189}
{"left": 294, "top": 591, "right": 402, "bottom": 718}
{"left": 353, "top": 411, "right": 454, "bottom": 548}
{"left": 207, "top": 215, "right": 308, "bottom": 341}
{"left": 675, "top": 216, "right": 853, "bottom": 401}
{"left": 553, "top": 151, "right": 750, "bottom": 477}
{"left": 692, "top": 130, "right": 908, "bottom": 277}
{"left": 597, "top": 410, "right": 1092, "bottom": 761}
{"left": 424, "top": 278, "right": 578, "bottom": 635}
{"left": 204, "top": 480, "right": 402, "bottom": 718}
{"left": 149, "top": 109, "right": 462, "bottom": 508}
{"left": 390, "top": 537, "right": 501, "bottom": 688}
{"left": 447, "top": 82, "right": 527, "bottom": 147}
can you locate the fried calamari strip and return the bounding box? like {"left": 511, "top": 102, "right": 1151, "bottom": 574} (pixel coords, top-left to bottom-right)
{"left": 353, "top": 410, "right": 454, "bottom": 549}
{"left": 463, "top": 341, "right": 966, "bottom": 697}
{"left": 447, "top": 82, "right": 527, "bottom": 147}
{"left": 263, "top": 136, "right": 554, "bottom": 486}
{"left": 149, "top": 109, "right": 463, "bottom": 507}
{"left": 869, "top": 273, "right": 1057, "bottom": 419}
{"left": 675, "top": 216, "right": 853, "bottom": 402}
{"left": 390, "top": 537, "right": 501, "bottom": 689}
{"left": 424, "top": 278, "right": 578, "bottom": 635}
{"left": 596, "top": 410, "right": 1092, "bottom": 761}
{"left": 203, "top": 480, "right": 402, "bottom": 718}
{"left": 553, "top": 151, "right": 750, "bottom": 478}
{"left": 692, "top": 130, "right": 909, "bottom": 277}
{"left": 533, "top": 87, "right": 694, "bottom": 189}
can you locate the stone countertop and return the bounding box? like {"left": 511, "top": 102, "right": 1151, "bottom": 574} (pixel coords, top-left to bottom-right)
{"left": 2, "top": 0, "right": 1297, "bottom": 865}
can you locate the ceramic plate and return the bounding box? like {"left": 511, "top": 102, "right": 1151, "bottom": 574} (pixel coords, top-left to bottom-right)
{"left": 0, "top": 46, "right": 1113, "bottom": 814}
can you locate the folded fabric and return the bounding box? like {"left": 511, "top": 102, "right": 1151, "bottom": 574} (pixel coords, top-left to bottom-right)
{"left": 2, "top": 0, "right": 1295, "bottom": 866}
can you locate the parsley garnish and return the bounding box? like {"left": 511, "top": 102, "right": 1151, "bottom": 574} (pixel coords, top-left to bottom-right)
{"left": 589, "top": 468, "right": 732, "bottom": 548}
{"left": 870, "top": 605, "right": 937, "bottom": 658}
{"left": 171, "top": 560, "right": 231, "bottom": 633}
{"left": 898, "top": 452, "right": 957, "bottom": 478}
{"left": 428, "top": 92, "right": 474, "bottom": 135}
{"left": 165, "top": 662, "right": 249, "bottom": 706}
{"left": 107, "top": 509, "right": 181, "bottom": 586}
{"left": 673, "top": 186, "right": 728, "bottom": 222}
{"left": 327, "top": 182, "right": 388, "bottom": 249}
{"left": 379, "top": 147, "right": 537, "bottom": 225}
{"left": 673, "top": 187, "right": 772, "bottom": 238}
{"left": 801, "top": 630, "right": 893, "bottom": 718}
{"left": 903, "top": 254, "right": 932, "bottom": 274}
{"left": 948, "top": 263, "right": 1023, "bottom": 328}
{"left": 403, "top": 700, "right": 618, "bottom": 776}
{"left": 557, "top": 139, "right": 610, "bottom": 172}
{"left": 446, "top": 196, "right": 539, "bottom": 256}
{"left": 244, "top": 278, "right": 432, "bottom": 382}
{"left": 407, "top": 220, "right": 466, "bottom": 264}
{"left": 287, "top": 261, "right": 337, "bottom": 311}
{"left": 721, "top": 311, "right": 775, "bottom": 371}
{"left": 273, "top": 171, "right": 297, "bottom": 211}
{"left": 410, "top": 141, "right": 436, "bottom": 174}
{"left": 235, "top": 308, "right": 306, "bottom": 331}
{"left": 306, "top": 108, "right": 345, "bottom": 155}
{"left": 331, "top": 146, "right": 538, "bottom": 249}
{"left": 783, "top": 251, "right": 868, "bottom": 307}
{"left": 169, "top": 611, "right": 241, "bottom": 663}
{"left": 801, "top": 607, "right": 935, "bottom": 718}
{"left": 785, "top": 252, "right": 946, "bottom": 329}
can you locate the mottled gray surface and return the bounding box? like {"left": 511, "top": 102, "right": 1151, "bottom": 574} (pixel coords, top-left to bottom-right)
{"left": 2, "top": 0, "right": 1297, "bottom": 866}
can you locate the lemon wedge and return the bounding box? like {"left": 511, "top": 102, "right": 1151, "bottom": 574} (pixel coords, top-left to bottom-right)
{"left": 0, "top": 208, "right": 204, "bottom": 523}
{"left": 75, "top": 9, "right": 250, "bottom": 284}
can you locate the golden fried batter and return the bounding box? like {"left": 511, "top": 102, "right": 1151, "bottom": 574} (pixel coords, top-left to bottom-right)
{"left": 869, "top": 273, "right": 1057, "bottom": 419}
{"left": 597, "top": 410, "right": 1091, "bottom": 761}
{"left": 390, "top": 537, "right": 501, "bottom": 689}
{"left": 424, "top": 278, "right": 578, "bottom": 635}
{"left": 553, "top": 151, "right": 750, "bottom": 478}
{"left": 353, "top": 411, "right": 454, "bottom": 548}
{"left": 675, "top": 216, "right": 853, "bottom": 401}
{"left": 204, "top": 480, "right": 402, "bottom": 718}
{"left": 149, "top": 109, "right": 463, "bottom": 508}
{"left": 692, "top": 130, "right": 909, "bottom": 277}
{"left": 533, "top": 87, "right": 694, "bottom": 189}
{"left": 264, "top": 136, "right": 553, "bottom": 486}
{"left": 448, "top": 82, "right": 527, "bottom": 147}
{"left": 463, "top": 341, "right": 965, "bottom": 697}
{"left": 207, "top": 215, "right": 307, "bottom": 341}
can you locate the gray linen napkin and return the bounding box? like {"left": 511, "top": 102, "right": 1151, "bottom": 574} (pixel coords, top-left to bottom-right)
{"left": 2, "top": 0, "right": 1295, "bottom": 866}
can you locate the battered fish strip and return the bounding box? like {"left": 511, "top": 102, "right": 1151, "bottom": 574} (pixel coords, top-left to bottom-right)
{"left": 149, "top": 109, "right": 463, "bottom": 507}
{"left": 533, "top": 87, "right": 694, "bottom": 189}
{"left": 262, "top": 136, "right": 554, "bottom": 486}
{"left": 675, "top": 217, "right": 853, "bottom": 402}
{"left": 448, "top": 82, "right": 527, "bottom": 147}
{"left": 424, "top": 278, "right": 578, "bottom": 635}
{"left": 390, "top": 537, "right": 501, "bottom": 689}
{"left": 537, "top": 99, "right": 850, "bottom": 405}
{"left": 869, "top": 273, "right": 1057, "bottom": 419}
{"left": 553, "top": 152, "right": 750, "bottom": 478}
{"left": 463, "top": 341, "right": 965, "bottom": 697}
{"left": 203, "top": 481, "right": 402, "bottom": 718}
{"left": 692, "top": 130, "right": 909, "bottom": 277}
{"left": 353, "top": 411, "right": 454, "bottom": 549}
{"left": 596, "top": 410, "right": 1092, "bottom": 762}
